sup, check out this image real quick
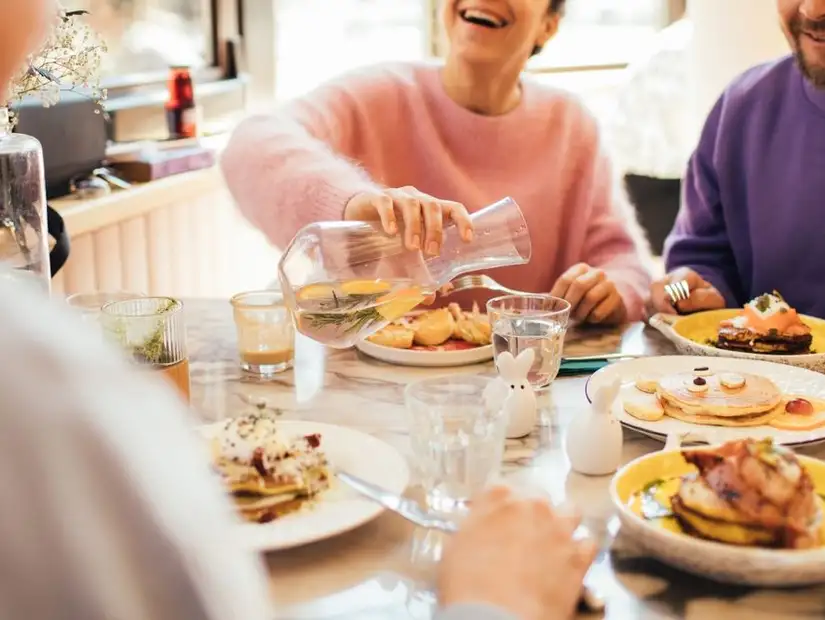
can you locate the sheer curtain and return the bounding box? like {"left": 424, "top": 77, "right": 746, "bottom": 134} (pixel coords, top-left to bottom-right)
{"left": 274, "top": 0, "right": 430, "bottom": 101}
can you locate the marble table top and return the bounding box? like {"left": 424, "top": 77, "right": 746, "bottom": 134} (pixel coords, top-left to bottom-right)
{"left": 184, "top": 299, "right": 825, "bottom": 620}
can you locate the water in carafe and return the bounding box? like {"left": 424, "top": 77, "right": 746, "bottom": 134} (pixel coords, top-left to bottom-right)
{"left": 279, "top": 197, "right": 531, "bottom": 348}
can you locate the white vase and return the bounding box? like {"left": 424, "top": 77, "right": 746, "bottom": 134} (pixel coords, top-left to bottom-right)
{"left": 0, "top": 105, "right": 51, "bottom": 293}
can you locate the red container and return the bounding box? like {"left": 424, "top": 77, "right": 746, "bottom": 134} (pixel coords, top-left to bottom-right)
{"left": 165, "top": 66, "right": 199, "bottom": 139}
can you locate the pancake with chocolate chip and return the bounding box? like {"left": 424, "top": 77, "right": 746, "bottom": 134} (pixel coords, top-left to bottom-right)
{"left": 657, "top": 371, "right": 782, "bottom": 418}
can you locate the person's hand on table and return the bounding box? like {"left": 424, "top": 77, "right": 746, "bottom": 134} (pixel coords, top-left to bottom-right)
{"left": 649, "top": 267, "right": 726, "bottom": 315}
{"left": 344, "top": 187, "right": 474, "bottom": 256}
{"left": 550, "top": 263, "right": 627, "bottom": 325}
{"left": 438, "top": 487, "right": 597, "bottom": 620}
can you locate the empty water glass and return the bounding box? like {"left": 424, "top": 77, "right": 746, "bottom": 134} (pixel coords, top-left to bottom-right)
{"left": 488, "top": 295, "right": 571, "bottom": 389}
{"left": 405, "top": 375, "right": 507, "bottom": 516}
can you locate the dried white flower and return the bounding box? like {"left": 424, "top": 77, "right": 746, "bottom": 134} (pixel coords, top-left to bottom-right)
{"left": 4, "top": 3, "right": 106, "bottom": 126}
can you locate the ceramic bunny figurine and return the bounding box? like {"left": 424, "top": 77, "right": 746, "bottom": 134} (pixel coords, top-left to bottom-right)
{"left": 565, "top": 377, "right": 623, "bottom": 476}
{"left": 488, "top": 349, "right": 537, "bottom": 439}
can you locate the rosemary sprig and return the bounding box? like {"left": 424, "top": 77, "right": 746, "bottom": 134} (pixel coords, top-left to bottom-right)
{"left": 313, "top": 292, "right": 385, "bottom": 312}
{"left": 112, "top": 299, "right": 178, "bottom": 365}
{"left": 304, "top": 306, "right": 382, "bottom": 334}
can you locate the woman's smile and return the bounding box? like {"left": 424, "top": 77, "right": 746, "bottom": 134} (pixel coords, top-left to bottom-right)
{"left": 459, "top": 6, "right": 511, "bottom": 30}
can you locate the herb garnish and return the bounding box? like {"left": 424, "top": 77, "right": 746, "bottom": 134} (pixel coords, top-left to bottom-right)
{"left": 754, "top": 294, "right": 772, "bottom": 312}
{"left": 113, "top": 298, "right": 178, "bottom": 365}
{"left": 303, "top": 292, "right": 385, "bottom": 333}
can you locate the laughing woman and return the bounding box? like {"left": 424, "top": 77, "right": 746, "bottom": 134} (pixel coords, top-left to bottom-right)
{"left": 221, "top": 0, "right": 654, "bottom": 324}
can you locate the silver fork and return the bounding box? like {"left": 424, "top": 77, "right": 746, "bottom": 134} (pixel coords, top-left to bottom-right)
{"left": 664, "top": 279, "right": 690, "bottom": 309}
{"left": 446, "top": 274, "right": 528, "bottom": 296}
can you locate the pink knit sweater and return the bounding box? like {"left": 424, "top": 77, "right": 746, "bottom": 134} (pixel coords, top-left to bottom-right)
{"left": 221, "top": 62, "right": 653, "bottom": 320}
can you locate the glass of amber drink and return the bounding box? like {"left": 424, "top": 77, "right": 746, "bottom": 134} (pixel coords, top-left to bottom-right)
{"left": 231, "top": 289, "right": 294, "bottom": 377}
{"left": 101, "top": 297, "right": 190, "bottom": 404}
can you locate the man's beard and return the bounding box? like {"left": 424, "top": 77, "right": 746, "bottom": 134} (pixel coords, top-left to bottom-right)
{"left": 790, "top": 14, "right": 825, "bottom": 88}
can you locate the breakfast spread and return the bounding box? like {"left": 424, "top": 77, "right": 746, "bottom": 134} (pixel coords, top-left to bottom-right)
{"left": 716, "top": 292, "right": 813, "bottom": 355}
{"left": 366, "top": 303, "right": 491, "bottom": 351}
{"left": 629, "top": 439, "right": 825, "bottom": 549}
{"left": 208, "top": 414, "right": 330, "bottom": 523}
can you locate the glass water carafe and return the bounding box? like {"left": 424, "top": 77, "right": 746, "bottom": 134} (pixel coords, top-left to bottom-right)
{"left": 0, "top": 107, "right": 50, "bottom": 293}
{"left": 278, "top": 196, "right": 531, "bottom": 348}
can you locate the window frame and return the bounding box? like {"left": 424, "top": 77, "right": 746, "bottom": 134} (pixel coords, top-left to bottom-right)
{"left": 101, "top": 0, "right": 239, "bottom": 100}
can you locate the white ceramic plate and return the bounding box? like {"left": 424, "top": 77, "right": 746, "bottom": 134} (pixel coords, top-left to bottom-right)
{"left": 355, "top": 338, "right": 493, "bottom": 367}
{"left": 586, "top": 356, "right": 825, "bottom": 446}
{"left": 202, "top": 420, "right": 410, "bottom": 551}
{"left": 611, "top": 448, "right": 825, "bottom": 587}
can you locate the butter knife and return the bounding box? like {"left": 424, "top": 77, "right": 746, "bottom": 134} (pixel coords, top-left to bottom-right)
{"left": 337, "top": 470, "right": 459, "bottom": 533}
{"left": 336, "top": 471, "right": 606, "bottom": 613}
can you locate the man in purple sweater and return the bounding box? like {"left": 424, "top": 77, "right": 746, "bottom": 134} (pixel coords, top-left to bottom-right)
{"left": 651, "top": 0, "right": 825, "bottom": 318}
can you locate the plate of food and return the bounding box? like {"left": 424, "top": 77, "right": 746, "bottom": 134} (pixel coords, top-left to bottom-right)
{"left": 586, "top": 355, "right": 825, "bottom": 445}
{"left": 611, "top": 438, "right": 825, "bottom": 586}
{"left": 203, "top": 414, "right": 409, "bottom": 551}
{"left": 355, "top": 303, "right": 493, "bottom": 367}
{"left": 649, "top": 291, "right": 825, "bottom": 372}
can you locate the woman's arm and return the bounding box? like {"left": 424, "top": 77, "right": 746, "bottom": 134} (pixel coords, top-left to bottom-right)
{"left": 220, "top": 70, "right": 390, "bottom": 248}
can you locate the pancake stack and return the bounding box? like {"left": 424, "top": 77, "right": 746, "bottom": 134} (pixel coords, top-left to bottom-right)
{"left": 672, "top": 439, "right": 822, "bottom": 549}
{"left": 656, "top": 369, "right": 783, "bottom": 427}
{"left": 208, "top": 414, "right": 330, "bottom": 523}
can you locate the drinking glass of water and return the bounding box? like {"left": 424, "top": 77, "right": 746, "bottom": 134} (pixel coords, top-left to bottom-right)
{"left": 405, "top": 375, "right": 507, "bottom": 516}
{"left": 487, "top": 295, "right": 571, "bottom": 389}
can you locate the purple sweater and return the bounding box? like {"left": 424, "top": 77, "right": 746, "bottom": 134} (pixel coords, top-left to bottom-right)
{"left": 665, "top": 55, "right": 825, "bottom": 318}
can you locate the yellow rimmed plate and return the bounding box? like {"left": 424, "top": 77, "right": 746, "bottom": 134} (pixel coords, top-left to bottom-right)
{"left": 649, "top": 310, "right": 825, "bottom": 373}
{"left": 611, "top": 447, "right": 825, "bottom": 586}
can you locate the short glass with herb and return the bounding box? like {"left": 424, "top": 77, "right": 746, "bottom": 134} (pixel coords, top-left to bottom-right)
{"left": 101, "top": 297, "right": 190, "bottom": 403}
{"left": 278, "top": 196, "right": 532, "bottom": 348}
{"left": 231, "top": 289, "right": 294, "bottom": 376}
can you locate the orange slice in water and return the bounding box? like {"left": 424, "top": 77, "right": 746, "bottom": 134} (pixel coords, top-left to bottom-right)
{"left": 340, "top": 279, "right": 392, "bottom": 296}
{"left": 377, "top": 287, "right": 426, "bottom": 321}
{"left": 296, "top": 283, "right": 335, "bottom": 301}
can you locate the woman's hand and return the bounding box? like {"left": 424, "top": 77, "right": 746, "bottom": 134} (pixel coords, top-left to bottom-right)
{"left": 344, "top": 186, "right": 473, "bottom": 256}
{"left": 438, "top": 487, "right": 597, "bottom": 620}
{"left": 551, "top": 263, "right": 627, "bottom": 325}
{"left": 649, "top": 267, "right": 726, "bottom": 315}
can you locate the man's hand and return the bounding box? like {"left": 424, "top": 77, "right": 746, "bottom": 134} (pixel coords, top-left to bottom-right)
{"left": 550, "top": 263, "right": 627, "bottom": 325}
{"left": 438, "top": 487, "right": 597, "bottom": 620}
{"left": 344, "top": 186, "right": 473, "bottom": 256}
{"left": 649, "top": 267, "right": 726, "bottom": 315}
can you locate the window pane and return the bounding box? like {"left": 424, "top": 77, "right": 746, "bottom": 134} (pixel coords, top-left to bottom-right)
{"left": 529, "top": 0, "right": 671, "bottom": 69}
{"left": 276, "top": 0, "right": 428, "bottom": 100}
{"left": 72, "top": 0, "right": 212, "bottom": 77}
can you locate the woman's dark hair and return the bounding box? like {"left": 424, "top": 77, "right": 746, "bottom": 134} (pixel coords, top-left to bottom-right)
{"left": 531, "top": 0, "right": 566, "bottom": 57}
